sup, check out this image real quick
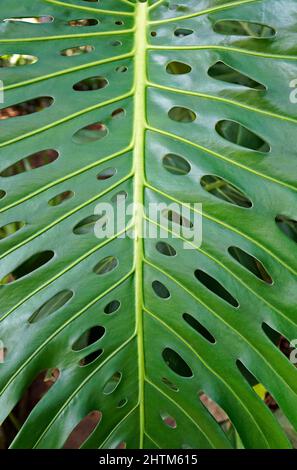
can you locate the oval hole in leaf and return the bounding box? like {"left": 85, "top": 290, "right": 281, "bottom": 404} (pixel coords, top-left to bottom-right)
{"left": 183, "top": 313, "right": 216, "bottom": 344}
{"left": 73, "top": 76, "right": 108, "bottom": 91}
{"left": 73, "top": 214, "right": 103, "bottom": 235}
{"left": 116, "top": 65, "right": 128, "bottom": 73}
{"left": 275, "top": 215, "right": 297, "bottom": 243}
{"left": 166, "top": 61, "right": 192, "bottom": 75}
{"left": 28, "top": 290, "right": 73, "bottom": 323}
{"left": 161, "top": 413, "right": 177, "bottom": 429}
{"left": 115, "top": 20, "right": 124, "bottom": 26}
{"left": 213, "top": 20, "right": 275, "bottom": 38}
{"left": 60, "top": 45, "right": 94, "bottom": 56}
{"left": 110, "top": 40, "right": 122, "bottom": 46}
{"left": 104, "top": 300, "right": 121, "bottom": 314}
{"left": 162, "top": 209, "right": 193, "bottom": 229}
{"left": 216, "top": 120, "right": 270, "bottom": 153}
{"left": 200, "top": 174, "right": 252, "bottom": 208}
{"left": 152, "top": 280, "right": 170, "bottom": 299}
{"left": 48, "top": 190, "right": 74, "bottom": 207}
{"left": 168, "top": 106, "right": 196, "bottom": 123}
{"left": 0, "top": 221, "right": 25, "bottom": 240}
{"left": 1, "top": 251, "right": 54, "bottom": 285}
{"left": 0, "top": 54, "right": 38, "bottom": 67}
{"left": 162, "top": 348, "right": 193, "bottom": 377}
{"left": 161, "top": 377, "right": 179, "bottom": 392}
{"left": 0, "top": 190, "right": 6, "bottom": 199}
{"left": 195, "top": 269, "right": 239, "bottom": 308}
{"left": 162, "top": 153, "right": 191, "bottom": 175}
{"left": 79, "top": 348, "right": 103, "bottom": 366}
{"left": 228, "top": 246, "right": 273, "bottom": 284}
{"left": 97, "top": 167, "right": 116, "bottom": 180}
{"left": 103, "top": 371, "right": 122, "bottom": 395}
{"left": 111, "top": 108, "right": 125, "bottom": 119}
{"left": 68, "top": 19, "right": 99, "bottom": 27}
{"left": 3, "top": 16, "right": 54, "bottom": 23}
{"left": 72, "top": 121, "right": 108, "bottom": 144}
{"left": 72, "top": 325, "right": 105, "bottom": 351}
{"left": 0, "top": 97, "right": 53, "bottom": 120}
{"left": 0, "top": 149, "right": 59, "bottom": 177}
{"left": 174, "top": 28, "right": 193, "bottom": 37}
{"left": 208, "top": 61, "right": 266, "bottom": 90}
{"left": 63, "top": 411, "right": 102, "bottom": 449}
{"left": 93, "top": 256, "right": 118, "bottom": 275}
{"left": 156, "top": 241, "right": 177, "bottom": 257}
{"left": 117, "top": 398, "right": 128, "bottom": 408}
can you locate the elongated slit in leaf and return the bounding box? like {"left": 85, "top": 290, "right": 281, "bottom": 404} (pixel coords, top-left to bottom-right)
{"left": 200, "top": 174, "right": 252, "bottom": 208}
{"left": 103, "top": 372, "right": 122, "bottom": 395}
{"left": 72, "top": 326, "right": 105, "bottom": 351}
{"left": 216, "top": 120, "right": 270, "bottom": 153}
{"left": 208, "top": 61, "right": 266, "bottom": 90}
{"left": 162, "top": 348, "right": 193, "bottom": 377}
{"left": 79, "top": 349, "right": 103, "bottom": 366}
{"left": 28, "top": 290, "right": 73, "bottom": 323}
{"left": 0, "top": 54, "right": 38, "bottom": 67}
{"left": 0, "top": 97, "right": 53, "bottom": 120}
{"left": 3, "top": 16, "right": 54, "bottom": 24}
{"left": 183, "top": 313, "right": 216, "bottom": 343}
{"left": 63, "top": 411, "right": 102, "bottom": 449}
{"left": 1, "top": 251, "right": 54, "bottom": 285}
{"left": 275, "top": 215, "right": 297, "bottom": 243}
{"left": 0, "top": 149, "right": 58, "bottom": 177}
{"left": 228, "top": 246, "right": 273, "bottom": 284}
{"left": 195, "top": 269, "right": 239, "bottom": 308}
{"left": 0, "top": 221, "right": 25, "bottom": 240}
{"left": 213, "top": 20, "right": 275, "bottom": 38}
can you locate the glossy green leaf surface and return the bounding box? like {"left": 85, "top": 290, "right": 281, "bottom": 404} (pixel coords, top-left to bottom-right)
{"left": 0, "top": 0, "right": 297, "bottom": 449}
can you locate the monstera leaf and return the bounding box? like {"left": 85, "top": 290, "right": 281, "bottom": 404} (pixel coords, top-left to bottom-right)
{"left": 0, "top": 0, "right": 297, "bottom": 450}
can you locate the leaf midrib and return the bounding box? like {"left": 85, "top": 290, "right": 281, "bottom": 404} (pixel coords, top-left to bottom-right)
{"left": 133, "top": 1, "right": 147, "bottom": 450}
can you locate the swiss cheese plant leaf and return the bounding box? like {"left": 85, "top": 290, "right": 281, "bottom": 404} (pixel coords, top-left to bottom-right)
{"left": 0, "top": 0, "right": 297, "bottom": 449}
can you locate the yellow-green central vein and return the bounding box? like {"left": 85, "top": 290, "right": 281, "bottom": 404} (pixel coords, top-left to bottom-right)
{"left": 133, "top": 0, "right": 148, "bottom": 450}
